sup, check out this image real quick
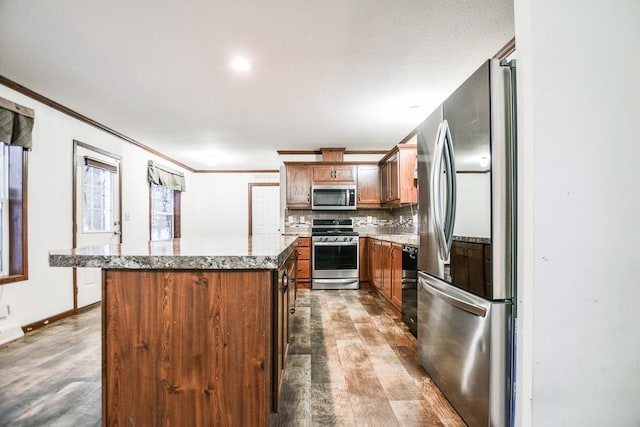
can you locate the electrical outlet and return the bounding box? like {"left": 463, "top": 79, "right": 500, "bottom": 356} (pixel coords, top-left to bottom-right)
{"left": 0, "top": 304, "right": 9, "bottom": 319}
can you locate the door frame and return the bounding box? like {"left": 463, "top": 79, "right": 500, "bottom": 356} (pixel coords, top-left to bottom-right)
{"left": 72, "top": 140, "right": 123, "bottom": 310}
{"left": 247, "top": 182, "right": 279, "bottom": 236}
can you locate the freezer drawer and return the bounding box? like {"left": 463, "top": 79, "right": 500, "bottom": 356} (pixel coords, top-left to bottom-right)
{"left": 418, "top": 271, "right": 512, "bottom": 427}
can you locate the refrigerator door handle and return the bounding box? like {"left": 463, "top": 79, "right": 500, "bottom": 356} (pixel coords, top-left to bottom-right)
{"left": 430, "top": 121, "right": 448, "bottom": 260}
{"left": 442, "top": 120, "right": 457, "bottom": 259}
{"left": 421, "top": 276, "right": 487, "bottom": 317}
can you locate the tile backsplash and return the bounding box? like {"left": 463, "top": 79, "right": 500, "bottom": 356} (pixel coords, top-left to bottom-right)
{"left": 285, "top": 205, "right": 417, "bottom": 235}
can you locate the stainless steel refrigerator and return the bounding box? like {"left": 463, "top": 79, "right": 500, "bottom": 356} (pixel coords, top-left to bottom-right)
{"left": 416, "top": 59, "right": 516, "bottom": 427}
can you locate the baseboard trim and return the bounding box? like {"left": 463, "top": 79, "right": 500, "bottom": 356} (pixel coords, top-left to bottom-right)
{"left": 22, "top": 308, "right": 77, "bottom": 333}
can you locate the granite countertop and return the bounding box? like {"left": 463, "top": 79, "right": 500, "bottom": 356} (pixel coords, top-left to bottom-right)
{"left": 49, "top": 235, "right": 299, "bottom": 270}
{"left": 362, "top": 234, "right": 419, "bottom": 246}
{"left": 283, "top": 231, "right": 419, "bottom": 246}
{"left": 453, "top": 235, "right": 491, "bottom": 245}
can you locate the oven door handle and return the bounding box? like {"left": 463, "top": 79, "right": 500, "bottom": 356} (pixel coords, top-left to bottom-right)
{"left": 312, "top": 241, "right": 358, "bottom": 247}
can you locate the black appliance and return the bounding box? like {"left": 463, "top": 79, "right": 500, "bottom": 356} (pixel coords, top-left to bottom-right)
{"left": 401, "top": 244, "right": 418, "bottom": 337}
{"left": 311, "top": 218, "right": 359, "bottom": 289}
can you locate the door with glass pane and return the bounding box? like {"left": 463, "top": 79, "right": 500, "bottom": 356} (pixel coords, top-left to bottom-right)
{"left": 74, "top": 143, "right": 121, "bottom": 308}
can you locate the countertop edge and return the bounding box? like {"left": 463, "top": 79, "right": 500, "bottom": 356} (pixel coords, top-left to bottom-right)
{"left": 49, "top": 237, "right": 299, "bottom": 270}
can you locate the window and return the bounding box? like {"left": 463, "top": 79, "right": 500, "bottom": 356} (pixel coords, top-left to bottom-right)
{"left": 83, "top": 161, "right": 115, "bottom": 232}
{"left": 150, "top": 183, "right": 179, "bottom": 241}
{"left": 0, "top": 142, "right": 27, "bottom": 283}
{"left": 0, "top": 97, "right": 32, "bottom": 284}
{"left": 147, "top": 161, "right": 184, "bottom": 241}
{"left": 0, "top": 144, "right": 9, "bottom": 275}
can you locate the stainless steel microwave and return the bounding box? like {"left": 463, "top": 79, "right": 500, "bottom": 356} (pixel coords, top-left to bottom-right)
{"left": 311, "top": 185, "right": 357, "bottom": 210}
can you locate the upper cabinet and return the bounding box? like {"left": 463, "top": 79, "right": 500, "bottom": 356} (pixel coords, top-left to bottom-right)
{"left": 286, "top": 164, "right": 312, "bottom": 209}
{"left": 285, "top": 163, "right": 358, "bottom": 210}
{"left": 283, "top": 144, "right": 416, "bottom": 210}
{"left": 379, "top": 144, "right": 417, "bottom": 207}
{"left": 312, "top": 165, "right": 356, "bottom": 183}
{"left": 356, "top": 164, "right": 381, "bottom": 208}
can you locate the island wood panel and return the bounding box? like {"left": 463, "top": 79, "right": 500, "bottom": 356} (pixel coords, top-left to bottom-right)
{"left": 102, "top": 269, "right": 273, "bottom": 427}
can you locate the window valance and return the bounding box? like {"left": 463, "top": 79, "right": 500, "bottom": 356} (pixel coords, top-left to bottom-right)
{"left": 0, "top": 96, "right": 34, "bottom": 150}
{"left": 147, "top": 160, "right": 185, "bottom": 192}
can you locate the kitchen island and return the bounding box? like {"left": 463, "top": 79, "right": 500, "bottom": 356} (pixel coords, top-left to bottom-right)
{"left": 49, "top": 236, "right": 299, "bottom": 427}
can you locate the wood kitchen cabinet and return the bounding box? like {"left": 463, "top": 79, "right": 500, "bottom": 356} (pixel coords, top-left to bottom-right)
{"left": 379, "top": 144, "right": 417, "bottom": 207}
{"left": 102, "top": 269, "right": 273, "bottom": 425}
{"left": 359, "top": 237, "right": 369, "bottom": 283}
{"left": 366, "top": 238, "right": 402, "bottom": 310}
{"left": 285, "top": 163, "right": 357, "bottom": 209}
{"left": 380, "top": 155, "right": 398, "bottom": 203}
{"left": 450, "top": 240, "right": 486, "bottom": 296}
{"left": 296, "top": 237, "right": 311, "bottom": 288}
{"left": 356, "top": 164, "right": 381, "bottom": 208}
{"left": 312, "top": 164, "right": 356, "bottom": 183}
{"left": 274, "top": 249, "right": 297, "bottom": 412}
{"left": 370, "top": 239, "right": 392, "bottom": 299}
{"left": 286, "top": 164, "right": 312, "bottom": 208}
{"left": 390, "top": 243, "right": 403, "bottom": 310}
{"left": 369, "top": 239, "right": 380, "bottom": 290}
{"left": 367, "top": 237, "right": 376, "bottom": 285}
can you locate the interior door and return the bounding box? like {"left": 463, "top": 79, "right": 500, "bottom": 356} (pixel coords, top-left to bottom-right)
{"left": 250, "top": 184, "right": 279, "bottom": 236}
{"left": 74, "top": 143, "right": 121, "bottom": 308}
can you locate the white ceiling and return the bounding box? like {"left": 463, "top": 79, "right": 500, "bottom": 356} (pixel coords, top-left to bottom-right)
{"left": 0, "top": 0, "right": 514, "bottom": 171}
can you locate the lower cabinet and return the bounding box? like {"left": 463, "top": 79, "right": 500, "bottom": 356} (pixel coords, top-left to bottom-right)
{"left": 390, "top": 243, "right": 403, "bottom": 310}
{"left": 359, "top": 237, "right": 369, "bottom": 283}
{"left": 379, "top": 241, "right": 392, "bottom": 299}
{"left": 274, "top": 249, "right": 297, "bottom": 412}
{"left": 368, "top": 238, "right": 403, "bottom": 311}
{"left": 296, "top": 237, "right": 311, "bottom": 287}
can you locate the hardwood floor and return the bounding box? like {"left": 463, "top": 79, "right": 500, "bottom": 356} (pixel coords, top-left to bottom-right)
{"left": 0, "top": 287, "right": 464, "bottom": 426}
{"left": 0, "top": 304, "right": 101, "bottom": 426}
{"left": 274, "top": 288, "right": 464, "bottom": 426}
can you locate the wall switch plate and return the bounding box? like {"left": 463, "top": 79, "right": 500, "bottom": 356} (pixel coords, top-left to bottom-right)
{"left": 0, "top": 304, "right": 9, "bottom": 319}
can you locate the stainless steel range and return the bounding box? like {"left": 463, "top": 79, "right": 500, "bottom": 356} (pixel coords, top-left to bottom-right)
{"left": 311, "top": 219, "right": 359, "bottom": 290}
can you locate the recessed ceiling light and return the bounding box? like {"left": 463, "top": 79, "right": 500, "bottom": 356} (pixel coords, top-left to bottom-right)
{"left": 230, "top": 56, "right": 251, "bottom": 73}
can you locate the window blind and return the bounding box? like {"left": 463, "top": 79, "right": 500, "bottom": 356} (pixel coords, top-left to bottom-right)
{"left": 85, "top": 156, "right": 118, "bottom": 173}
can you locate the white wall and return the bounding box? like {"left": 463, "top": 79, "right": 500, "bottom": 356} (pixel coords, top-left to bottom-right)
{"left": 515, "top": 1, "right": 640, "bottom": 425}
{"left": 0, "top": 84, "right": 193, "bottom": 327}
{"left": 0, "top": 80, "right": 281, "bottom": 328}
{"left": 182, "top": 172, "right": 279, "bottom": 237}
